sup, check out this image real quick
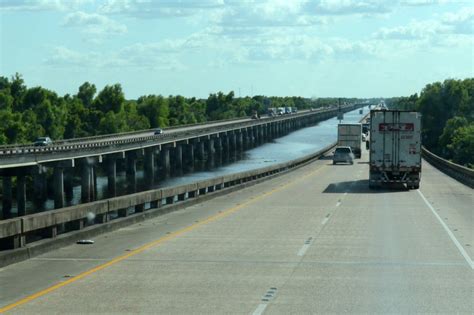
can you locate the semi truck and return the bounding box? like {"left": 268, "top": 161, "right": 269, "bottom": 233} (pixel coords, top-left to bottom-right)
{"left": 369, "top": 110, "right": 422, "bottom": 189}
{"left": 337, "top": 123, "right": 362, "bottom": 158}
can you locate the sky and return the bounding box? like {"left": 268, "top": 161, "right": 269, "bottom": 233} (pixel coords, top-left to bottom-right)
{"left": 0, "top": 0, "right": 473, "bottom": 99}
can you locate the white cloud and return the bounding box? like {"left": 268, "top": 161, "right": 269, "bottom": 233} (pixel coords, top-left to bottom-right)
{"left": 0, "top": 0, "right": 91, "bottom": 11}
{"left": 312, "top": 0, "right": 392, "bottom": 15}
{"left": 62, "top": 11, "right": 127, "bottom": 36}
{"left": 44, "top": 44, "right": 186, "bottom": 71}
{"left": 399, "top": 0, "right": 457, "bottom": 6}
{"left": 442, "top": 7, "right": 474, "bottom": 35}
{"left": 373, "top": 7, "right": 474, "bottom": 41}
{"left": 98, "top": 0, "right": 225, "bottom": 18}
{"left": 374, "top": 20, "right": 445, "bottom": 40}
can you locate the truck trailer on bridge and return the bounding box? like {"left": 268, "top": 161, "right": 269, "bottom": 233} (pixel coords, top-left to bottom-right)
{"left": 337, "top": 123, "right": 362, "bottom": 158}
{"left": 369, "top": 110, "right": 422, "bottom": 189}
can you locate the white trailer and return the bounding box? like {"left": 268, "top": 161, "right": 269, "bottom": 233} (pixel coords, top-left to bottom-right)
{"left": 369, "top": 110, "right": 422, "bottom": 189}
{"left": 337, "top": 123, "right": 362, "bottom": 158}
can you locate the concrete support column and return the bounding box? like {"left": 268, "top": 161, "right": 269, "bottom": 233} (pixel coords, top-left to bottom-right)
{"left": 64, "top": 171, "right": 73, "bottom": 202}
{"left": 184, "top": 143, "right": 194, "bottom": 172}
{"left": 231, "top": 133, "right": 238, "bottom": 160}
{"left": 249, "top": 127, "right": 255, "bottom": 148}
{"left": 81, "top": 163, "right": 91, "bottom": 203}
{"left": 229, "top": 133, "right": 236, "bottom": 151}
{"left": 236, "top": 132, "right": 243, "bottom": 151}
{"left": 144, "top": 148, "right": 155, "bottom": 187}
{"left": 126, "top": 153, "right": 137, "bottom": 193}
{"left": 2, "top": 176, "right": 12, "bottom": 219}
{"left": 206, "top": 138, "right": 215, "bottom": 169}
{"left": 196, "top": 141, "right": 205, "bottom": 161}
{"left": 106, "top": 158, "right": 117, "bottom": 197}
{"left": 242, "top": 130, "right": 248, "bottom": 150}
{"left": 16, "top": 175, "right": 26, "bottom": 216}
{"left": 33, "top": 173, "right": 47, "bottom": 203}
{"left": 91, "top": 166, "right": 97, "bottom": 201}
{"left": 53, "top": 167, "right": 64, "bottom": 209}
{"left": 160, "top": 147, "right": 171, "bottom": 178}
{"left": 214, "top": 137, "right": 222, "bottom": 166}
{"left": 173, "top": 145, "right": 183, "bottom": 174}
{"left": 221, "top": 136, "right": 229, "bottom": 161}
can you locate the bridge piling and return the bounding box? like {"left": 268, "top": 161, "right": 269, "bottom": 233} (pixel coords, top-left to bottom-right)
{"left": 106, "top": 158, "right": 117, "bottom": 197}
{"left": 144, "top": 147, "right": 156, "bottom": 187}
{"left": 160, "top": 147, "right": 171, "bottom": 178}
{"left": 236, "top": 131, "right": 243, "bottom": 152}
{"left": 206, "top": 138, "right": 215, "bottom": 170}
{"left": 126, "top": 152, "right": 137, "bottom": 194}
{"left": 16, "top": 175, "right": 26, "bottom": 216}
{"left": 183, "top": 143, "right": 194, "bottom": 172}
{"left": 33, "top": 172, "right": 47, "bottom": 204}
{"left": 64, "top": 170, "right": 73, "bottom": 202}
{"left": 2, "top": 176, "right": 12, "bottom": 219}
{"left": 81, "top": 162, "right": 91, "bottom": 203}
{"left": 173, "top": 144, "right": 183, "bottom": 175}
{"left": 53, "top": 167, "right": 64, "bottom": 209}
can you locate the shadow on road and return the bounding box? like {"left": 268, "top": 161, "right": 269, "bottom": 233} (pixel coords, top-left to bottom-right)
{"left": 323, "top": 179, "right": 408, "bottom": 193}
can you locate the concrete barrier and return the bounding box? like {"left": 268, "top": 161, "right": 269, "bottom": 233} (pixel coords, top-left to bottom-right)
{"left": 422, "top": 147, "right": 474, "bottom": 188}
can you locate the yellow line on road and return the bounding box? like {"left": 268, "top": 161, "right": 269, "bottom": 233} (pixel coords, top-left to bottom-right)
{"left": 0, "top": 163, "right": 327, "bottom": 313}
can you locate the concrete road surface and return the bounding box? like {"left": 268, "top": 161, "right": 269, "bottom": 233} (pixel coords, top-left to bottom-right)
{"left": 0, "top": 148, "right": 472, "bottom": 314}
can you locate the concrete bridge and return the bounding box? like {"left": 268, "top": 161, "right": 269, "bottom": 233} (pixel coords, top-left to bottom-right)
{"left": 0, "top": 105, "right": 360, "bottom": 247}
{"left": 0, "top": 138, "right": 472, "bottom": 314}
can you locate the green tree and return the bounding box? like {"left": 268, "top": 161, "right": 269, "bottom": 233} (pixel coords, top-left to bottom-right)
{"left": 124, "top": 101, "right": 150, "bottom": 131}
{"left": 448, "top": 123, "right": 474, "bottom": 166}
{"left": 137, "top": 95, "right": 169, "bottom": 128}
{"left": 93, "top": 84, "right": 125, "bottom": 113}
{"left": 77, "top": 82, "right": 97, "bottom": 108}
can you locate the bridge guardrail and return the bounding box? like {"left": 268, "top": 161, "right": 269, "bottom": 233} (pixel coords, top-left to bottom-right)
{"left": 0, "top": 106, "right": 349, "bottom": 157}
{"left": 0, "top": 141, "right": 336, "bottom": 265}
{"left": 422, "top": 147, "right": 474, "bottom": 188}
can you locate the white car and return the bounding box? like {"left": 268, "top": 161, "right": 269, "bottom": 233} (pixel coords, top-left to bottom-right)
{"left": 333, "top": 146, "right": 354, "bottom": 165}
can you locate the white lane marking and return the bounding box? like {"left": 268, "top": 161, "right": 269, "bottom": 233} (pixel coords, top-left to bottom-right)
{"left": 336, "top": 201, "right": 341, "bottom": 207}
{"left": 417, "top": 190, "right": 474, "bottom": 270}
{"left": 321, "top": 217, "right": 329, "bottom": 225}
{"left": 297, "top": 244, "right": 311, "bottom": 257}
{"left": 252, "top": 303, "right": 268, "bottom": 315}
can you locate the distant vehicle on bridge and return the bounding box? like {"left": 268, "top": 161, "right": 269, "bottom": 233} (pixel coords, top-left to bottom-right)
{"left": 34, "top": 136, "right": 52, "bottom": 146}
{"left": 277, "top": 107, "right": 285, "bottom": 115}
{"left": 369, "top": 110, "right": 422, "bottom": 189}
{"left": 267, "top": 107, "right": 277, "bottom": 117}
{"left": 251, "top": 111, "right": 260, "bottom": 120}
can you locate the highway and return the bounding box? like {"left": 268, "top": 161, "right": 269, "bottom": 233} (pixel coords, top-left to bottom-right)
{"left": 0, "top": 148, "right": 472, "bottom": 314}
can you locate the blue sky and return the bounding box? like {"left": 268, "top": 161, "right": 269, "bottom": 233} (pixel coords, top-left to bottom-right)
{"left": 0, "top": 0, "right": 473, "bottom": 99}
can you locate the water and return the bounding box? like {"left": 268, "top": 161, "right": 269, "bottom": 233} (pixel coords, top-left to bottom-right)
{"left": 143, "top": 106, "right": 367, "bottom": 187}
{"left": 2, "top": 106, "right": 367, "bottom": 215}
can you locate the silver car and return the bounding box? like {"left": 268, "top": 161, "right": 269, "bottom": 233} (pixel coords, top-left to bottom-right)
{"left": 333, "top": 146, "right": 354, "bottom": 165}
{"left": 34, "top": 136, "right": 53, "bottom": 146}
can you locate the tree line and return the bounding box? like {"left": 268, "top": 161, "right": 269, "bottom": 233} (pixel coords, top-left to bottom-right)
{"left": 0, "top": 73, "right": 360, "bottom": 145}
{"left": 386, "top": 78, "right": 474, "bottom": 168}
